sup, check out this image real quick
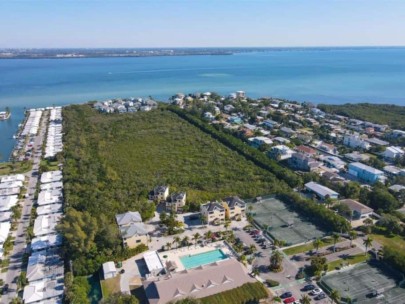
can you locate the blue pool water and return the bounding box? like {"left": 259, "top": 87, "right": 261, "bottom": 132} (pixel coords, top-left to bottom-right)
{"left": 180, "top": 249, "right": 228, "bottom": 269}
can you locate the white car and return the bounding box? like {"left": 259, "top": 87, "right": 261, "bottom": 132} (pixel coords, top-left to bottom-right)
{"left": 310, "top": 288, "right": 323, "bottom": 296}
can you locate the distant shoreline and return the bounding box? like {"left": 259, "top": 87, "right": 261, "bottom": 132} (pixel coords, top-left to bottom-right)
{"left": 1, "top": 46, "right": 405, "bottom": 60}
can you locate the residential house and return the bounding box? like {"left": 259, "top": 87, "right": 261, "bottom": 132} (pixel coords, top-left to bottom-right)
{"left": 0, "top": 195, "right": 18, "bottom": 212}
{"left": 289, "top": 153, "right": 322, "bottom": 172}
{"left": 295, "top": 145, "right": 317, "bottom": 157}
{"left": 200, "top": 201, "right": 226, "bottom": 225}
{"left": 149, "top": 185, "right": 170, "bottom": 202}
{"left": 268, "top": 145, "right": 294, "bottom": 161}
{"left": 343, "top": 134, "right": 371, "bottom": 150}
{"left": 166, "top": 192, "right": 187, "bottom": 213}
{"left": 383, "top": 146, "right": 404, "bottom": 161}
{"left": 322, "top": 156, "right": 346, "bottom": 170}
{"left": 222, "top": 196, "right": 246, "bottom": 220}
{"left": 31, "top": 234, "right": 63, "bottom": 252}
{"left": 280, "top": 127, "right": 296, "bottom": 137}
{"left": 116, "top": 211, "right": 149, "bottom": 248}
{"left": 348, "top": 162, "right": 385, "bottom": 184}
{"left": 339, "top": 199, "right": 374, "bottom": 220}
{"left": 40, "top": 170, "right": 63, "bottom": 184}
{"left": 23, "top": 279, "right": 64, "bottom": 304}
{"left": 262, "top": 119, "right": 280, "bottom": 129}
{"left": 305, "top": 182, "right": 339, "bottom": 200}
{"left": 37, "top": 189, "right": 63, "bottom": 206}
{"left": 0, "top": 174, "right": 25, "bottom": 183}
{"left": 224, "top": 105, "right": 235, "bottom": 113}
{"left": 344, "top": 152, "right": 370, "bottom": 162}
{"left": 27, "top": 249, "right": 64, "bottom": 282}
{"left": 248, "top": 136, "right": 273, "bottom": 148}
{"left": 33, "top": 214, "right": 62, "bottom": 237}
{"left": 318, "top": 142, "right": 338, "bottom": 155}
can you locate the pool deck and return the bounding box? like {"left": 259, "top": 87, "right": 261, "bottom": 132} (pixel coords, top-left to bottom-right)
{"left": 157, "top": 241, "right": 233, "bottom": 272}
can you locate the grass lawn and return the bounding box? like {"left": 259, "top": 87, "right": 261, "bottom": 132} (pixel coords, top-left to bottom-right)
{"left": 327, "top": 253, "right": 368, "bottom": 271}
{"left": 0, "top": 161, "right": 32, "bottom": 175}
{"left": 200, "top": 282, "right": 268, "bottom": 304}
{"left": 100, "top": 275, "right": 121, "bottom": 299}
{"left": 39, "top": 159, "right": 59, "bottom": 171}
{"left": 371, "top": 233, "right": 405, "bottom": 252}
{"left": 283, "top": 237, "right": 338, "bottom": 256}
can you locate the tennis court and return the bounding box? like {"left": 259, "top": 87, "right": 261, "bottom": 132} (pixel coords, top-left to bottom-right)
{"left": 249, "top": 197, "right": 325, "bottom": 245}
{"left": 321, "top": 262, "right": 405, "bottom": 304}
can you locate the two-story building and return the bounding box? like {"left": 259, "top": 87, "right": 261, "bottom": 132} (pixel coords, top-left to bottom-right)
{"left": 166, "top": 192, "right": 187, "bottom": 213}
{"left": 348, "top": 162, "right": 385, "bottom": 184}
{"left": 149, "top": 185, "right": 170, "bottom": 202}
{"left": 200, "top": 201, "right": 226, "bottom": 225}
{"left": 289, "top": 153, "right": 322, "bottom": 172}
{"left": 222, "top": 196, "right": 246, "bottom": 220}
{"left": 115, "top": 211, "right": 149, "bottom": 248}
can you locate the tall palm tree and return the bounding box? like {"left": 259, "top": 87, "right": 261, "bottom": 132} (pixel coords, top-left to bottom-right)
{"left": 313, "top": 238, "right": 323, "bottom": 253}
{"left": 224, "top": 221, "right": 230, "bottom": 231}
{"left": 249, "top": 244, "right": 257, "bottom": 255}
{"left": 193, "top": 233, "right": 201, "bottom": 248}
{"left": 332, "top": 233, "right": 340, "bottom": 252}
{"left": 205, "top": 230, "right": 213, "bottom": 241}
{"left": 270, "top": 250, "right": 283, "bottom": 271}
{"left": 166, "top": 242, "right": 172, "bottom": 251}
{"left": 300, "top": 294, "right": 311, "bottom": 304}
{"left": 173, "top": 236, "right": 181, "bottom": 249}
{"left": 363, "top": 236, "right": 373, "bottom": 255}
{"left": 349, "top": 230, "right": 357, "bottom": 247}
{"left": 182, "top": 236, "right": 189, "bottom": 248}
{"left": 330, "top": 289, "right": 341, "bottom": 303}
{"left": 251, "top": 267, "right": 260, "bottom": 277}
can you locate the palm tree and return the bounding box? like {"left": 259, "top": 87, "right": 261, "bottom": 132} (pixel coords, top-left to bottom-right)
{"left": 224, "top": 221, "right": 230, "bottom": 231}
{"left": 330, "top": 289, "right": 341, "bottom": 303}
{"left": 270, "top": 250, "right": 284, "bottom": 271}
{"left": 363, "top": 218, "right": 373, "bottom": 234}
{"left": 249, "top": 244, "right": 257, "bottom": 255}
{"left": 205, "top": 230, "right": 213, "bottom": 241}
{"left": 173, "top": 236, "right": 181, "bottom": 249}
{"left": 239, "top": 254, "right": 247, "bottom": 265}
{"left": 251, "top": 267, "right": 260, "bottom": 277}
{"left": 300, "top": 294, "right": 311, "bottom": 304}
{"left": 332, "top": 233, "right": 340, "bottom": 252}
{"left": 363, "top": 236, "right": 373, "bottom": 255}
{"left": 313, "top": 238, "right": 323, "bottom": 253}
{"left": 182, "top": 236, "right": 189, "bottom": 248}
{"left": 349, "top": 230, "right": 357, "bottom": 247}
{"left": 193, "top": 233, "right": 201, "bottom": 248}
{"left": 166, "top": 242, "right": 172, "bottom": 251}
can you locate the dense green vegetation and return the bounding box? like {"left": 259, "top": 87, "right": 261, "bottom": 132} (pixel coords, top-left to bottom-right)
{"left": 199, "top": 282, "right": 268, "bottom": 304}
{"left": 0, "top": 160, "right": 32, "bottom": 175}
{"left": 318, "top": 103, "right": 405, "bottom": 130}
{"left": 61, "top": 105, "right": 287, "bottom": 275}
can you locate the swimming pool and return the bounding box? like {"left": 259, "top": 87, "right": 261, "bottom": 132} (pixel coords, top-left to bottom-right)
{"left": 180, "top": 249, "right": 228, "bottom": 269}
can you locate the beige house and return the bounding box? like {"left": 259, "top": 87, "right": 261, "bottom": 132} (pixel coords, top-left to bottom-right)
{"left": 149, "top": 185, "right": 170, "bottom": 202}
{"left": 222, "top": 196, "right": 246, "bottom": 220}
{"left": 200, "top": 201, "right": 225, "bottom": 225}
{"left": 166, "top": 192, "right": 186, "bottom": 213}
{"left": 115, "top": 211, "right": 149, "bottom": 248}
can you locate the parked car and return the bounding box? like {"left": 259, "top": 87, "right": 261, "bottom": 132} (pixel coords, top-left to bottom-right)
{"left": 281, "top": 292, "right": 293, "bottom": 299}
{"left": 310, "top": 288, "right": 323, "bottom": 296}
{"left": 283, "top": 297, "right": 296, "bottom": 304}
{"left": 301, "top": 284, "right": 316, "bottom": 291}
{"left": 315, "top": 293, "right": 326, "bottom": 300}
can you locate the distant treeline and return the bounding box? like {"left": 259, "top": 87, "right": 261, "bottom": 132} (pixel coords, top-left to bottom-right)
{"left": 318, "top": 103, "right": 405, "bottom": 130}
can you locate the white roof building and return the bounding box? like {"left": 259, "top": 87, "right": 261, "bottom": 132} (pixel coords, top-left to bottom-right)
{"left": 36, "top": 203, "right": 63, "bottom": 216}
{"left": 144, "top": 251, "right": 164, "bottom": 274}
{"left": 103, "top": 261, "right": 117, "bottom": 279}
{"left": 0, "top": 211, "right": 12, "bottom": 222}
{"left": 383, "top": 146, "right": 404, "bottom": 160}
{"left": 0, "top": 187, "right": 21, "bottom": 196}
{"left": 33, "top": 214, "right": 62, "bottom": 237}
{"left": 37, "top": 189, "right": 63, "bottom": 206}
{"left": 40, "top": 182, "right": 63, "bottom": 191}
{"left": 27, "top": 249, "right": 64, "bottom": 282}
{"left": 0, "top": 195, "right": 18, "bottom": 212}
{"left": 0, "top": 174, "right": 25, "bottom": 183}
{"left": 40, "top": 171, "right": 63, "bottom": 184}
{"left": 305, "top": 182, "right": 339, "bottom": 200}
{"left": 0, "top": 222, "right": 11, "bottom": 243}
{"left": 23, "top": 279, "right": 64, "bottom": 304}
{"left": 31, "top": 234, "right": 63, "bottom": 252}
{"left": 0, "top": 180, "right": 23, "bottom": 190}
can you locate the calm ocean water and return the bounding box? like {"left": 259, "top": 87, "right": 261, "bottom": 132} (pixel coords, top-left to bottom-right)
{"left": 1, "top": 48, "right": 405, "bottom": 161}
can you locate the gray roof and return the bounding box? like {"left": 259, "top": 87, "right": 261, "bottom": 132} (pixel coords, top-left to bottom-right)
{"left": 201, "top": 201, "right": 225, "bottom": 212}
{"left": 31, "top": 234, "right": 63, "bottom": 252}
{"left": 115, "top": 211, "right": 142, "bottom": 226}
{"left": 154, "top": 185, "right": 168, "bottom": 195}
{"left": 349, "top": 162, "right": 384, "bottom": 175}
{"left": 27, "top": 249, "right": 64, "bottom": 282}
{"left": 305, "top": 182, "right": 339, "bottom": 198}
{"left": 23, "top": 278, "right": 64, "bottom": 304}
{"left": 339, "top": 199, "right": 373, "bottom": 214}
{"left": 223, "top": 196, "right": 245, "bottom": 208}
{"left": 143, "top": 259, "right": 254, "bottom": 304}
{"left": 120, "top": 223, "right": 148, "bottom": 238}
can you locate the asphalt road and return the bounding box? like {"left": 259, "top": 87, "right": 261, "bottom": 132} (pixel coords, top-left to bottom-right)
{"left": 1, "top": 112, "right": 47, "bottom": 303}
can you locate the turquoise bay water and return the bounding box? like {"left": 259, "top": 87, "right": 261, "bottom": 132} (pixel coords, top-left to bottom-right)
{"left": 1, "top": 48, "right": 405, "bottom": 161}
{"left": 180, "top": 249, "right": 227, "bottom": 269}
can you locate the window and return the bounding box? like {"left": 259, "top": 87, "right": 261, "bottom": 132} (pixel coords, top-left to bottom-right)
{"left": 136, "top": 240, "right": 141, "bottom": 243}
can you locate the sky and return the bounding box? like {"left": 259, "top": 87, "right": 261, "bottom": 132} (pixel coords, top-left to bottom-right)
{"left": 0, "top": 0, "right": 404, "bottom": 48}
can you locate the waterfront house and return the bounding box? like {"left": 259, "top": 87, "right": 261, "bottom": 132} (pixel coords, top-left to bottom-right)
{"left": 305, "top": 182, "right": 339, "bottom": 200}
{"left": 200, "top": 201, "right": 226, "bottom": 225}
{"left": 348, "top": 162, "right": 385, "bottom": 184}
